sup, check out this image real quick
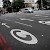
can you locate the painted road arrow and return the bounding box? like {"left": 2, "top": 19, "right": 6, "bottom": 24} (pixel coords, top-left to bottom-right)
{"left": 1, "top": 23, "right": 10, "bottom": 28}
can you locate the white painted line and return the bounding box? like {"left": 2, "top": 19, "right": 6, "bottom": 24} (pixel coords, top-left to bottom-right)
{"left": 5, "top": 19, "right": 11, "bottom": 21}
{"left": 15, "top": 21, "right": 32, "bottom": 27}
{"left": 43, "top": 16, "right": 49, "bottom": 17}
{"left": 1, "top": 23, "right": 10, "bottom": 28}
{"left": 32, "top": 17, "right": 42, "bottom": 19}
{"left": 45, "top": 14, "right": 50, "bottom": 15}
{"left": 10, "top": 29, "right": 38, "bottom": 44}
{"left": 46, "top": 24, "right": 50, "bottom": 25}
{"left": 39, "top": 18, "right": 50, "bottom": 20}
{"left": 20, "top": 18, "right": 34, "bottom": 22}
{"left": 35, "top": 15, "right": 40, "bottom": 16}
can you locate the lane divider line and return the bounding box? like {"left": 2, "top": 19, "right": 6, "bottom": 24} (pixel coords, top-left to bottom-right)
{"left": 4, "top": 19, "right": 11, "bottom": 21}
{"left": 19, "top": 18, "right": 34, "bottom": 22}
{"left": 39, "top": 18, "right": 50, "bottom": 20}
{"left": 43, "top": 16, "right": 49, "bottom": 17}
{"left": 35, "top": 15, "right": 40, "bottom": 16}
{"left": 15, "top": 21, "right": 32, "bottom": 27}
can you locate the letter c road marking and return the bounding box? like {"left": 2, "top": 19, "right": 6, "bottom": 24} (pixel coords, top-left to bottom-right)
{"left": 10, "top": 29, "right": 38, "bottom": 45}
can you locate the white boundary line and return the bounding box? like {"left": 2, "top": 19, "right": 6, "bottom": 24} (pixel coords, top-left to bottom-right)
{"left": 15, "top": 21, "right": 32, "bottom": 27}
{"left": 35, "top": 15, "right": 40, "bottom": 16}
{"left": 39, "top": 18, "right": 50, "bottom": 20}
{"left": 43, "top": 16, "right": 49, "bottom": 17}
{"left": 4, "top": 19, "right": 11, "bottom": 21}
{"left": 19, "top": 18, "right": 34, "bottom": 22}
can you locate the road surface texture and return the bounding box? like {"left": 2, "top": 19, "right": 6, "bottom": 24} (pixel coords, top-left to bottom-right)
{"left": 0, "top": 10, "right": 50, "bottom": 50}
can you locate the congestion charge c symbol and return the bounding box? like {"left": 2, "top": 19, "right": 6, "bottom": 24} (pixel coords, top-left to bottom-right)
{"left": 10, "top": 29, "right": 38, "bottom": 44}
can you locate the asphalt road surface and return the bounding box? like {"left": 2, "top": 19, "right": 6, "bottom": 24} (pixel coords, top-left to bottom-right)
{"left": 0, "top": 10, "right": 50, "bottom": 50}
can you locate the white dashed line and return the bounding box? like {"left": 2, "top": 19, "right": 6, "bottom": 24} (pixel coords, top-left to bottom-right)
{"left": 15, "top": 21, "right": 32, "bottom": 27}
{"left": 35, "top": 15, "right": 40, "bottom": 16}
{"left": 43, "top": 16, "right": 49, "bottom": 17}
{"left": 5, "top": 19, "right": 11, "bottom": 21}
{"left": 39, "top": 18, "right": 50, "bottom": 20}
{"left": 32, "top": 17, "right": 42, "bottom": 19}
{"left": 20, "top": 18, "right": 34, "bottom": 22}
{"left": 45, "top": 14, "right": 50, "bottom": 15}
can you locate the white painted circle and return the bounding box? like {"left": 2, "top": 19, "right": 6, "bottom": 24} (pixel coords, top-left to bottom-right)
{"left": 10, "top": 29, "right": 38, "bottom": 44}
{"left": 38, "top": 21, "right": 50, "bottom": 25}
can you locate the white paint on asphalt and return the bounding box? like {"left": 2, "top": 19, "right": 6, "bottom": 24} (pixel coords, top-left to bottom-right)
{"left": 32, "top": 17, "right": 42, "bottom": 19}
{"left": 38, "top": 21, "right": 50, "bottom": 25}
{"left": 5, "top": 19, "right": 11, "bottom": 21}
{"left": 15, "top": 21, "right": 32, "bottom": 27}
{"left": 41, "top": 35, "right": 44, "bottom": 37}
{"left": 35, "top": 15, "right": 40, "bottom": 16}
{"left": 43, "top": 16, "right": 49, "bottom": 17}
{"left": 20, "top": 18, "right": 34, "bottom": 22}
{"left": 10, "top": 29, "right": 38, "bottom": 44}
{"left": 1, "top": 23, "right": 10, "bottom": 28}
{"left": 45, "top": 14, "right": 50, "bottom": 16}
{"left": 38, "top": 19, "right": 44, "bottom": 20}
{"left": 39, "top": 18, "right": 50, "bottom": 20}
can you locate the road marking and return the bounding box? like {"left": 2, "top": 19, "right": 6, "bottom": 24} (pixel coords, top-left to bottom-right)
{"left": 1, "top": 23, "right": 10, "bottom": 28}
{"left": 10, "top": 29, "right": 38, "bottom": 44}
{"left": 15, "top": 21, "right": 32, "bottom": 27}
{"left": 41, "top": 35, "right": 44, "bottom": 37}
{"left": 35, "top": 15, "right": 40, "bottom": 16}
{"left": 45, "top": 14, "right": 50, "bottom": 15}
{"left": 39, "top": 18, "right": 50, "bottom": 20}
{"left": 32, "top": 17, "right": 43, "bottom": 19}
{"left": 5, "top": 19, "right": 11, "bottom": 21}
{"left": 20, "top": 18, "right": 34, "bottom": 22}
{"left": 38, "top": 21, "right": 50, "bottom": 25}
{"left": 43, "top": 16, "right": 49, "bottom": 17}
